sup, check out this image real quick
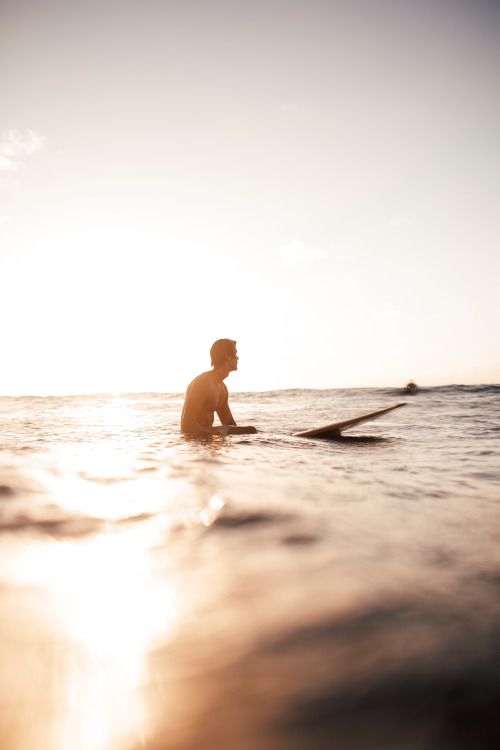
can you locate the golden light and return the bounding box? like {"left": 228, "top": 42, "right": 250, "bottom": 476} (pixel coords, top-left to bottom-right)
{"left": 0, "top": 432, "right": 228, "bottom": 750}
{"left": 1, "top": 527, "right": 178, "bottom": 750}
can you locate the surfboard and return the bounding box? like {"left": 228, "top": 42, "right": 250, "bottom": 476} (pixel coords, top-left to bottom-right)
{"left": 294, "top": 403, "right": 406, "bottom": 439}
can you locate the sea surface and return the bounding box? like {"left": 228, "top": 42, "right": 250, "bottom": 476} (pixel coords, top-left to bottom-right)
{"left": 0, "top": 385, "right": 499, "bottom": 750}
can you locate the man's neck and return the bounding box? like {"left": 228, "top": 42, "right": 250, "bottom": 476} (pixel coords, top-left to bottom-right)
{"left": 211, "top": 366, "right": 230, "bottom": 383}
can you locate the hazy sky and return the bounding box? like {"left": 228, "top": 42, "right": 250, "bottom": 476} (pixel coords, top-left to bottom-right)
{"left": 1, "top": 0, "right": 499, "bottom": 394}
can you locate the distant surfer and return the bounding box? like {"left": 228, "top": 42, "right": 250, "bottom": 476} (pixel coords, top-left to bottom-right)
{"left": 181, "top": 339, "right": 257, "bottom": 436}
{"left": 404, "top": 381, "right": 418, "bottom": 395}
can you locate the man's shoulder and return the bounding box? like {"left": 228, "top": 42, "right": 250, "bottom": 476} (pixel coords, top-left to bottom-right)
{"left": 188, "top": 371, "right": 214, "bottom": 389}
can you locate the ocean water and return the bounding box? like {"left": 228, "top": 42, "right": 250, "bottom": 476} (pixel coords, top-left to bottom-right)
{"left": 0, "top": 385, "right": 499, "bottom": 750}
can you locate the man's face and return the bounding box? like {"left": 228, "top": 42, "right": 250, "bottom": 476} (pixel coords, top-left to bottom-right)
{"left": 227, "top": 346, "right": 239, "bottom": 371}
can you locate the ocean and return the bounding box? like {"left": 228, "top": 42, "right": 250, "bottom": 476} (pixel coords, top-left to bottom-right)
{"left": 0, "top": 385, "right": 499, "bottom": 750}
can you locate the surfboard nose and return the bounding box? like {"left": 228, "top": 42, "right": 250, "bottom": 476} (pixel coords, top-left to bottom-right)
{"left": 295, "top": 403, "right": 406, "bottom": 438}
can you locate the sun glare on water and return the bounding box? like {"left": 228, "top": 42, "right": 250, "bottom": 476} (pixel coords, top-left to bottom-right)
{"left": 1, "top": 527, "right": 178, "bottom": 750}
{"left": 0, "top": 412, "right": 229, "bottom": 750}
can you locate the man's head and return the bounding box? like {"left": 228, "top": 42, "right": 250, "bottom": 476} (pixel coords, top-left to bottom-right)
{"left": 210, "top": 339, "right": 238, "bottom": 371}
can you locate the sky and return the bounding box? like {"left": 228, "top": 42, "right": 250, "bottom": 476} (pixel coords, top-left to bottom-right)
{"left": 1, "top": 0, "right": 499, "bottom": 395}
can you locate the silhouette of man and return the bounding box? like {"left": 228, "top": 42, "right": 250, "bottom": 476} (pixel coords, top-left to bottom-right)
{"left": 181, "top": 339, "right": 257, "bottom": 436}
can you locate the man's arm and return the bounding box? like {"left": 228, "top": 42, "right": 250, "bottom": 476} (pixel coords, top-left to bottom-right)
{"left": 216, "top": 383, "right": 237, "bottom": 426}
{"left": 216, "top": 384, "right": 257, "bottom": 435}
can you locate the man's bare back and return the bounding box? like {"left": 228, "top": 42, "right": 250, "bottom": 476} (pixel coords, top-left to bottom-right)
{"left": 181, "top": 339, "right": 257, "bottom": 436}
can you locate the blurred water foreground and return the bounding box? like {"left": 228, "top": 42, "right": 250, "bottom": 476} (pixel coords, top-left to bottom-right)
{"left": 1, "top": 387, "right": 499, "bottom": 749}
{"left": 2, "top": 523, "right": 500, "bottom": 750}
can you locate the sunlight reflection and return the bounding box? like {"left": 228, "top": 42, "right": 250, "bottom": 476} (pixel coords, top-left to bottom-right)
{"left": 41, "top": 444, "right": 177, "bottom": 522}
{"left": 2, "top": 528, "right": 178, "bottom": 750}
{"left": 48, "top": 469, "right": 165, "bottom": 522}
{"left": 0, "top": 428, "right": 229, "bottom": 750}
{"left": 55, "top": 443, "right": 140, "bottom": 481}
{"left": 199, "top": 494, "right": 225, "bottom": 526}
{"left": 87, "top": 396, "right": 140, "bottom": 432}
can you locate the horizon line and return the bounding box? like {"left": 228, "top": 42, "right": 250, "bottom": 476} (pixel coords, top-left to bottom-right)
{"left": 1, "top": 382, "right": 499, "bottom": 399}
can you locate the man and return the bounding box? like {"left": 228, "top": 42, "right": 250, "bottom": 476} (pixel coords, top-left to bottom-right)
{"left": 181, "top": 339, "right": 257, "bottom": 436}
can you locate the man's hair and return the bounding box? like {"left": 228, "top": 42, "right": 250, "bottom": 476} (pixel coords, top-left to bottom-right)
{"left": 210, "top": 339, "right": 236, "bottom": 367}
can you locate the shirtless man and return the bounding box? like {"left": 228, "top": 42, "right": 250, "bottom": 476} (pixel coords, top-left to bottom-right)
{"left": 181, "top": 339, "right": 257, "bottom": 436}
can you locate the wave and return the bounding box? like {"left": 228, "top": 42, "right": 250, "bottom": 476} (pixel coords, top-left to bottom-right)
{"left": 1, "top": 384, "right": 499, "bottom": 405}
{"left": 419, "top": 384, "right": 500, "bottom": 395}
